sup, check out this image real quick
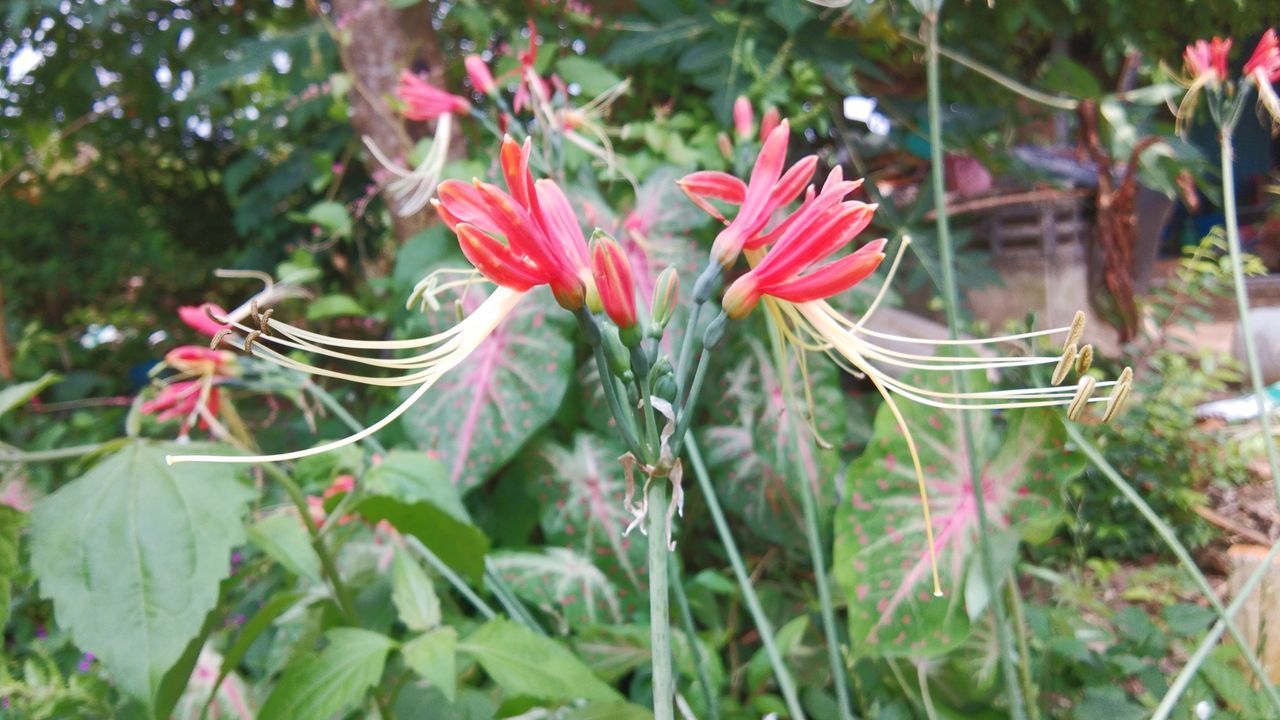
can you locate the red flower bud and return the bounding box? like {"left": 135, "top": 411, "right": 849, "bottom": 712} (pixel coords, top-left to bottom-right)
{"left": 590, "top": 231, "right": 638, "bottom": 329}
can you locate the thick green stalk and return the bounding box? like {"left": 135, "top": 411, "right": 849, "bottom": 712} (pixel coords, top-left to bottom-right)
{"left": 670, "top": 559, "right": 720, "bottom": 720}
{"left": 924, "top": 13, "right": 1026, "bottom": 718}
{"left": 647, "top": 477, "right": 675, "bottom": 720}
{"left": 1065, "top": 422, "right": 1280, "bottom": 714}
{"left": 1152, "top": 538, "right": 1280, "bottom": 719}
{"left": 686, "top": 437, "right": 807, "bottom": 719}
{"left": 765, "top": 316, "right": 854, "bottom": 720}
{"left": 1220, "top": 131, "right": 1280, "bottom": 502}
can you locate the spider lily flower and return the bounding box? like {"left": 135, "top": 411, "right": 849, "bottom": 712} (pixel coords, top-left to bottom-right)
{"left": 398, "top": 70, "right": 470, "bottom": 121}
{"left": 363, "top": 112, "right": 454, "bottom": 217}
{"left": 168, "top": 138, "right": 584, "bottom": 466}
{"left": 1245, "top": 29, "right": 1280, "bottom": 121}
{"left": 1176, "top": 37, "right": 1233, "bottom": 133}
{"left": 733, "top": 96, "right": 754, "bottom": 140}
{"left": 687, "top": 138, "right": 1134, "bottom": 595}
{"left": 554, "top": 77, "right": 635, "bottom": 186}
{"left": 465, "top": 54, "right": 498, "bottom": 96}
{"left": 143, "top": 345, "right": 235, "bottom": 437}
{"left": 678, "top": 120, "right": 819, "bottom": 264}
{"left": 179, "top": 303, "right": 229, "bottom": 337}
{"left": 591, "top": 231, "right": 639, "bottom": 330}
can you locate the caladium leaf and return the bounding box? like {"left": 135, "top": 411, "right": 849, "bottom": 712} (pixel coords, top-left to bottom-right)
{"left": 489, "top": 548, "right": 623, "bottom": 634}
{"left": 833, "top": 366, "right": 1083, "bottom": 657}
{"left": 524, "top": 433, "right": 648, "bottom": 616}
{"left": 698, "top": 339, "right": 844, "bottom": 547}
{"left": 400, "top": 287, "right": 574, "bottom": 492}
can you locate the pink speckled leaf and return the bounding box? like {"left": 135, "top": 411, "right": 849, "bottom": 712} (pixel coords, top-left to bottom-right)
{"left": 488, "top": 548, "right": 623, "bottom": 635}
{"left": 698, "top": 339, "right": 844, "bottom": 548}
{"left": 834, "top": 363, "right": 1082, "bottom": 657}
{"left": 525, "top": 433, "right": 648, "bottom": 618}
{"left": 399, "top": 287, "right": 574, "bottom": 492}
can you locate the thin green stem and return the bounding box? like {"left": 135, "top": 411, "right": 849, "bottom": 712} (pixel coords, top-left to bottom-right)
{"left": 1008, "top": 570, "right": 1040, "bottom": 720}
{"left": 259, "top": 463, "right": 360, "bottom": 624}
{"left": 686, "top": 436, "right": 807, "bottom": 719}
{"left": 0, "top": 440, "right": 117, "bottom": 463}
{"left": 765, "top": 317, "right": 854, "bottom": 720}
{"left": 635, "top": 358, "right": 660, "bottom": 462}
{"left": 1152, "top": 538, "right": 1280, "bottom": 720}
{"left": 671, "top": 347, "right": 710, "bottom": 454}
{"left": 484, "top": 562, "right": 545, "bottom": 634}
{"left": 1064, "top": 422, "right": 1280, "bottom": 715}
{"left": 647, "top": 477, "right": 675, "bottom": 720}
{"left": 670, "top": 559, "right": 720, "bottom": 720}
{"left": 924, "top": 13, "right": 1027, "bottom": 719}
{"left": 1220, "top": 131, "right": 1280, "bottom": 504}
{"left": 579, "top": 311, "right": 645, "bottom": 457}
{"left": 305, "top": 380, "right": 388, "bottom": 456}
{"left": 917, "top": 662, "right": 940, "bottom": 720}
{"left": 405, "top": 536, "right": 497, "bottom": 620}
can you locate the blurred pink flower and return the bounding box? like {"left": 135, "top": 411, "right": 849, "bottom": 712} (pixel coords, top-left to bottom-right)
{"left": 733, "top": 96, "right": 754, "bottom": 140}
{"left": 398, "top": 70, "right": 470, "bottom": 121}
{"left": 178, "top": 303, "right": 228, "bottom": 337}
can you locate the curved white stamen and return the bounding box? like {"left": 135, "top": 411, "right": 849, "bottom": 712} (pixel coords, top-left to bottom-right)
{"left": 168, "top": 287, "right": 527, "bottom": 464}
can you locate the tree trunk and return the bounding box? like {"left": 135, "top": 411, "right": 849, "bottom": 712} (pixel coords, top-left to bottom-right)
{"left": 329, "top": 0, "right": 447, "bottom": 243}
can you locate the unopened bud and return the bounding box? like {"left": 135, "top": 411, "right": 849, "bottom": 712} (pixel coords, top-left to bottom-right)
{"left": 703, "top": 312, "right": 729, "bottom": 349}
{"left": 717, "top": 132, "right": 733, "bottom": 159}
{"left": 590, "top": 230, "right": 638, "bottom": 330}
{"left": 465, "top": 54, "right": 497, "bottom": 95}
{"left": 649, "top": 266, "right": 680, "bottom": 335}
{"left": 654, "top": 373, "right": 678, "bottom": 403}
{"left": 733, "top": 95, "right": 754, "bottom": 140}
{"left": 601, "top": 325, "right": 631, "bottom": 377}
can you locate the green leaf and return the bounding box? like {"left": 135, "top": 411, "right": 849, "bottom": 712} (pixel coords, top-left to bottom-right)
{"left": 488, "top": 549, "right": 623, "bottom": 634}
{"left": 834, "top": 359, "right": 1082, "bottom": 657}
{"left": 0, "top": 372, "right": 59, "bottom": 418}
{"left": 353, "top": 451, "right": 490, "bottom": 583}
{"left": 305, "top": 294, "right": 366, "bottom": 321}
{"left": 402, "top": 627, "right": 457, "bottom": 702}
{"left": 392, "top": 550, "right": 441, "bottom": 632}
{"left": 300, "top": 200, "right": 352, "bottom": 238}
{"left": 29, "top": 442, "right": 254, "bottom": 707}
{"left": 562, "top": 702, "right": 655, "bottom": 720}
{"left": 394, "top": 226, "right": 453, "bottom": 292}
{"left": 400, "top": 287, "right": 574, "bottom": 492}
{"left": 259, "top": 628, "right": 395, "bottom": 720}
{"left": 248, "top": 513, "right": 322, "bottom": 583}
{"left": 212, "top": 591, "right": 309, "bottom": 702}
{"left": 555, "top": 56, "right": 624, "bottom": 98}
{"left": 0, "top": 505, "right": 24, "bottom": 629}
{"left": 458, "top": 618, "right": 621, "bottom": 703}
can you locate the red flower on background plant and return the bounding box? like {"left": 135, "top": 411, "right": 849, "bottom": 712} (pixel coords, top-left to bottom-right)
{"left": 141, "top": 381, "right": 221, "bottom": 433}
{"left": 465, "top": 54, "right": 497, "bottom": 95}
{"left": 434, "top": 136, "right": 592, "bottom": 309}
{"left": 733, "top": 96, "right": 754, "bottom": 140}
{"left": 397, "top": 70, "right": 470, "bottom": 121}
{"left": 1184, "top": 37, "right": 1232, "bottom": 84}
{"left": 1245, "top": 29, "right": 1280, "bottom": 83}
{"left": 179, "top": 303, "right": 229, "bottom": 337}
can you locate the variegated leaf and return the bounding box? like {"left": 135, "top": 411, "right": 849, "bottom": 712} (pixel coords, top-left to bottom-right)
{"left": 489, "top": 548, "right": 623, "bottom": 634}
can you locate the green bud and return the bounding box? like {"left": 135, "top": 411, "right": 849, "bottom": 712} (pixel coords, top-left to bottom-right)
{"left": 649, "top": 266, "right": 680, "bottom": 335}
{"left": 703, "top": 312, "right": 729, "bottom": 349}
{"left": 602, "top": 325, "right": 631, "bottom": 377}
{"left": 654, "top": 374, "right": 678, "bottom": 403}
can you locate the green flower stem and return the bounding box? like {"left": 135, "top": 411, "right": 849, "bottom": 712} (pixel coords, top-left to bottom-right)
{"left": 924, "top": 13, "right": 1027, "bottom": 719}
{"left": 1064, "top": 421, "right": 1280, "bottom": 715}
{"left": 647, "top": 476, "right": 675, "bottom": 720}
{"left": 578, "top": 311, "right": 645, "bottom": 458}
{"left": 676, "top": 264, "right": 722, "bottom": 411}
{"left": 406, "top": 536, "right": 498, "bottom": 620}
{"left": 259, "top": 462, "right": 359, "bottom": 623}
{"left": 633, "top": 346, "right": 661, "bottom": 463}
{"left": 765, "top": 317, "right": 854, "bottom": 720}
{"left": 1220, "top": 130, "right": 1280, "bottom": 504}
{"left": 670, "top": 558, "right": 720, "bottom": 720}
{"left": 1007, "top": 570, "right": 1040, "bottom": 720}
{"left": 1152, "top": 538, "right": 1280, "bottom": 720}
{"left": 686, "top": 436, "right": 807, "bottom": 720}
{"left": 0, "top": 440, "right": 119, "bottom": 464}
{"left": 671, "top": 347, "right": 710, "bottom": 454}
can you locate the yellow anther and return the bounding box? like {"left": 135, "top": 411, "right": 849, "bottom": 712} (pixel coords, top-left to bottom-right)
{"left": 1102, "top": 367, "right": 1134, "bottom": 423}
{"left": 1068, "top": 375, "right": 1096, "bottom": 422}
{"left": 1052, "top": 343, "right": 1078, "bottom": 386}
{"left": 1064, "top": 310, "right": 1086, "bottom": 351}
{"left": 1075, "top": 344, "right": 1093, "bottom": 375}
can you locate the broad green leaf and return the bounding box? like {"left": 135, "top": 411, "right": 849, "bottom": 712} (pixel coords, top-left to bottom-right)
{"left": 392, "top": 549, "right": 441, "bottom": 632}
{"left": 305, "top": 294, "right": 366, "bottom": 321}
{"left": 699, "top": 339, "right": 844, "bottom": 548}
{"left": 0, "top": 372, "right": 59, "bottom": 418}
{"left": 563, "top": 702, "right": 655, "bottom": 720}
{"left": 29, "top": 442, "right": 254, "bottom": 707}
{"left": 302, "top": 200, "right": 352, "bottom": 237}
{"left": 573, "top": 623, "right": 725, "bottom": 690}
{"left": 458, "top": 618, "right": 621, "bottom": 703}
{"left": 834, "top": 362, "right": 1082, "bottom": 657}
{"left": 555, "top": 56, "right": 623, "bottom": 98}
{"left": 353, "top": 451, "right": 489, "bottom": 582}
{"left": 259, "top": 628, "right": 395, "bottom": 720}
{"left": 248, "top": 513, "right": 322, "bottom": 583}
{"left": 0, "top": 505, "right": 24, "bottom": 629}
{"left": 525, "top": 433, "right": 646, "bottom": 614}
{"left": 393, "top": 225, "right": 452, "bottom": 292}
{"left": 401, "top": 287, "right": 573, "bottom": 492}
{"left": 488, "top": 549, "right": 622, "bottom": 634}
{"left": 402, "top": 627, "right": 457, "bottom": 702}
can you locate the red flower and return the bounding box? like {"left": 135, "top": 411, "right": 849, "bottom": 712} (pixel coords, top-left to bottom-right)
{"left": 140, "top": 381, "right": 220, "bottom": 431}
{"left": 590, "top": 232, "right": 638, "bottom": 329}
{"left": 397, "top": 70, "right": 470, "bottom": 121}
{"left": 434, "top": 136, "right": 591, "bottom": 309}
{"left": 1184, "top": 37, "right": 1232, "bottom": 84}
{"left": 678, "top": 120, "right": 818, "bottom": 265}
{"left": 1245, "top": 29, "right": 1280, "bottom": 83}
{"left": 165, "top": 346, "right": 233, "bottom": 376}
{"left": 465, "top": 54, "right": 497, "bottom": 95}
{"left": 721, "top": 167, "right": 885, "bottom": 319}
{"left": 178, "top": 303, "right": 228, "bottom": 337}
